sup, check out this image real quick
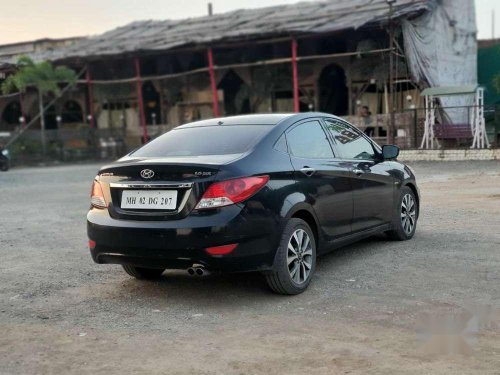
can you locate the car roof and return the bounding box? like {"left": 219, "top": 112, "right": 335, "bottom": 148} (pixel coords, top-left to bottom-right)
{"left": 175, "top": 113, "right": 341, "bottom": 129}
{"left": 176, "top": 114, "right": 295, "bottom": 128}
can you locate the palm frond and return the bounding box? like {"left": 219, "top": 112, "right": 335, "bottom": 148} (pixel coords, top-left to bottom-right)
{"left": 2, "top": 56, "right": 77, "bottom": 97}
{"left": 16, "top": 55, "right": 36, "bottom": 68}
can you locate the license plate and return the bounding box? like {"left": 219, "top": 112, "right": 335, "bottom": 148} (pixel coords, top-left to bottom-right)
{"left": 121, "top": 190, "right": 177, "bottom": 210}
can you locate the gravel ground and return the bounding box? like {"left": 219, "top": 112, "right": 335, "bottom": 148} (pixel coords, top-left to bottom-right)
{"left": 0, "top": 161, "right": 499, "bottom": 374}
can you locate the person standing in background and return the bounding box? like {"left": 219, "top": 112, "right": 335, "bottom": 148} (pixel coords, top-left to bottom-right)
{"left": 359, "top": 105, "right": 375, "bottom": 136}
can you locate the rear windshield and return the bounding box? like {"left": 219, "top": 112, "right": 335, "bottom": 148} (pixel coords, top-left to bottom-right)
{"left": 130, "top": 125, "right": 271, "bottom": 157}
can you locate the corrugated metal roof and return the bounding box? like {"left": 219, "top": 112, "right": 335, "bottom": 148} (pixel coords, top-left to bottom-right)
{"left": 29, "top": 0, "right": 434, "bottom": 62}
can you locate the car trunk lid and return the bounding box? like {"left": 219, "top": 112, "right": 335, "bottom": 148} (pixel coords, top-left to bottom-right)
{"left": 97, "top": 155, "right": 239, "bottom": 220}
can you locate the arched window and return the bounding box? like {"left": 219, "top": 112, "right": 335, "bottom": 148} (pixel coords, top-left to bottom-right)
{"left": 44, "top": 105, "right": 58, "bottom": 130}
{"left": 217, "top": 70, "right": 250, "bottom": 115}
{"left": 318, "top": 64, "right": 348, "bottom": 116}
{"left": 1, "top": 101, "right": 22, "bottom": 128}
{"left": 142, "top": 82, "right": 161, "bottom": 125}
{"left": 62, "top": 100, "right": 83, "bottom": 123}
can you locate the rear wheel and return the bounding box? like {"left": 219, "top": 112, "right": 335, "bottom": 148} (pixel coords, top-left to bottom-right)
{"left": 386, "top": 186, "right": 418, "bottom": 241}
{"left": 122, "top": 265, "right": 165, "bottom": 280}
{"left": 265, "top": 218, "right": 316, "bottom": 295}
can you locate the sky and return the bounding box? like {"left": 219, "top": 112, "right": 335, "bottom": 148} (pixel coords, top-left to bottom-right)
{"left": 0, "top": 0, "right": 498, "bottom": 45}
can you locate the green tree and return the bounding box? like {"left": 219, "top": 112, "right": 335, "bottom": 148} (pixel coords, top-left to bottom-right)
{"left": 1, "top": 56, "right": 77, "bottom": 155}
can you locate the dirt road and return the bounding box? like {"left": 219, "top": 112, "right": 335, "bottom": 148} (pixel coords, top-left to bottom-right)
{"left": 1, "top": 161, "right": 499, "bottom": 374}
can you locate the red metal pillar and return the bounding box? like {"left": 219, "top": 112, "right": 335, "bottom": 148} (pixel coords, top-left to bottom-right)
{"left": 134, "top": 57, "right": 149, "bottom": 143}
{"left": 207, "top": 47, "right": 220, "bottom": 117}
{"left": 291, "top": 39, "right": 299, "bottom": 113}
{"left": 85, "top": 67, "right": 95, "bottom": 128}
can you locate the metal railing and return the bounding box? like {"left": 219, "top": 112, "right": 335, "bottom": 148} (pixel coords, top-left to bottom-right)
{"left": 1, "top": 127, "right": 129, "bottom": 166}
{"left": 346, "top": 104, "right": 498, "bottom": 149}
{"left": 1, "top": 104, "right": 498, "bottom": 166}
{"left": 401, "top": 104, "right": 498, "bottom": 149}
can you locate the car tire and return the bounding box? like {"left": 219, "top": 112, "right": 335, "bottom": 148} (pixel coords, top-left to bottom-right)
{"left": 265, "top": 218, "right": 317, "bottom": 295}
{"left": 386, "top": 186, "right": 418, "bottom": 241}
{"left": 0, "top": 162, "right": 8, "bottom": 172}
{"left": 122, "top": 265, "right": 165, "bottom": 280}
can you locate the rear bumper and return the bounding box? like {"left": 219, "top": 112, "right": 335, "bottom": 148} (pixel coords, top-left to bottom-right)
{"left": 87, "top": 205, "right": 282, "bottom": 272}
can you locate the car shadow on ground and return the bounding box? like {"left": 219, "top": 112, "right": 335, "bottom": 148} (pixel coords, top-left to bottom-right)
{"left": 104, "top": 234, "right": 393, "bottom": 306}
{"left": 316, "top": 233, "right": 391, "bottom": 270}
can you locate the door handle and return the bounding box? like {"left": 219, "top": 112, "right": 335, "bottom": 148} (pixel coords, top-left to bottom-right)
{"left": 352, "top": 168, "right": 364, "bottom": 176}
{"left": 300, "top": 167, "right": 316, "bottom": 177}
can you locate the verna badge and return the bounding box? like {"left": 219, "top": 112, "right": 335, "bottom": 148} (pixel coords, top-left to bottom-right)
{"left": 140, "top": 169, "right": 155, "bottom": 179}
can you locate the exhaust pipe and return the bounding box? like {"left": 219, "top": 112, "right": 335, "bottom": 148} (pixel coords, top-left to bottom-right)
{"left": 187, "top": 265, "right": 210, "bottom": 277}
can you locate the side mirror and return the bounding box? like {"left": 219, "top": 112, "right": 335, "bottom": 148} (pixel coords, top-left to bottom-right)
{"left": 382, "top": 144, "right": 399, "bottom": 160}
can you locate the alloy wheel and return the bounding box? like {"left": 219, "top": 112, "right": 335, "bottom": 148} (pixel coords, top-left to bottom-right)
{"left": 401, "top": 193, "right": 416, "bottom": 235}
{"left": 287, "top": 229, "right": 313, "bottom": 284}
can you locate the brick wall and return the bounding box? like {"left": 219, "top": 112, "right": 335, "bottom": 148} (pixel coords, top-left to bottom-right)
{"left": 399, "top": 149, "right": 500, "bottom": 161}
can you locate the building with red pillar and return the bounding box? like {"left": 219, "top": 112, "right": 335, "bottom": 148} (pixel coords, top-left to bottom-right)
{"left": 0, "top": 0, "right": 479, "bottom": 155}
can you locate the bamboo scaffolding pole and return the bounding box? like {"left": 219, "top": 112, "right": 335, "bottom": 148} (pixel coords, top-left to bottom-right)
{"left": 0, "top": 47, "right": 391, "bottom": 97}
{"left": 60, "top": 48, "right": 391, "bottom": 86}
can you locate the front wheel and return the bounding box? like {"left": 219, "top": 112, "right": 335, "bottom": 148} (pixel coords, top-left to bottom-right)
{"left": 122, "top": 265, "right": 165, "bottom": 280}
{"left": 265, "top": 218, "right": 317, "bottom": 295}
{"left": 386, "top": 186, "right": 418, "bottom": 241}
{"left": 0, "top": 161, "right": 9, "bottom": 172}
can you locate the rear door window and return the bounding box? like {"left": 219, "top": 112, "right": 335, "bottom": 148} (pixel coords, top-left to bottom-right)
{"left": 131, "top": 125, "right": 271, "bottom": 157}
{"left": 286, "top": 120, "right": 334, "bottom": 159}
{"left": 274, "top": 134, "right": 288, "bottom": 153}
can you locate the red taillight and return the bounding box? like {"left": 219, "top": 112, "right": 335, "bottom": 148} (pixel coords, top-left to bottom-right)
{"left": 89, "top": 240, "right": 96, "bottom": 249}
{"left": 206, "top": 243, "right": 238, "bottom": 255}
{"left": 90, "top": 180, "right": 107, "bottom": 209}
{"left": 195, "top": 175, "right": 269, "bottom": 209}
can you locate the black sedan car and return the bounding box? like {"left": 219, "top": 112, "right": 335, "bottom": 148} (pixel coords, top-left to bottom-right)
{"left": 88, "top": 113, "right": 419, "bottom": 294}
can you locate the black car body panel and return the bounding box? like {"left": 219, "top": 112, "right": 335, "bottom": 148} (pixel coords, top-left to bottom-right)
{"left": 87, "top": 113, "right": 419, "bottom": 272}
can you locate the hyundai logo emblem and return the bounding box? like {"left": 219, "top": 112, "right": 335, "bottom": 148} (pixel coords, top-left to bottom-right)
{"left": 140, "top": 169, "right": 155, "bottom": 179}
